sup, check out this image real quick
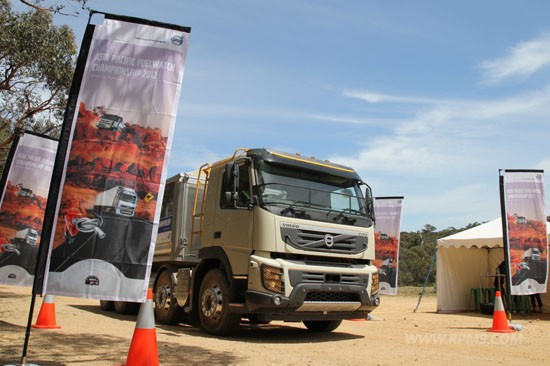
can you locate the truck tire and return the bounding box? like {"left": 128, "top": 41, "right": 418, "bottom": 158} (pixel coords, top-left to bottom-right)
{"left": 198, "top": 269, "right": 240, "bottom": 335}
{"left": 99, "top": 300, "right": 114, "bottom": 311}
{"left": 302, "top": 320, "right": 342, "bottom": 332}
{"left": 154, "top": 270, "right": 185, "bottom": 324}
{"left": 114, "top": 301, "right": 139, "bottom": 315}
{"left": 247, "top": 315, "right": 271, "bottom": 325}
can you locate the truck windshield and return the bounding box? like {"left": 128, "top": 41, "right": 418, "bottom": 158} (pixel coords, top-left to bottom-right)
{"left": 255, "top": 161, "right": 372, "bottom": 227}
{"left": 120, "top": 192, "right": 137, "bottom": 203}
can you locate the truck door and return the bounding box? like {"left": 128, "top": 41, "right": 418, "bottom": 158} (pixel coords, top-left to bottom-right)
{"left": 214, "top": 161, "right": 253, "bottom": 276}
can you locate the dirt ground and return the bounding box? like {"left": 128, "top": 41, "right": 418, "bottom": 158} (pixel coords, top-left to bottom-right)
{"left": 1, "top": 285, "right": 548, "bottom": 366}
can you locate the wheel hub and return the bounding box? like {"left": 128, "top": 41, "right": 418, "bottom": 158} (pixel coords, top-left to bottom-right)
{"left": 155, "top": 284, "right": 172, "bottom": 310}
{"left": 201, "top": 286, "right": 223, "bottom": 319}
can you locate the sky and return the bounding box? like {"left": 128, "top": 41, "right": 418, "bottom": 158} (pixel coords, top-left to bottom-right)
{"left": 47, "top": 0, "right": 550, "bottom": 232}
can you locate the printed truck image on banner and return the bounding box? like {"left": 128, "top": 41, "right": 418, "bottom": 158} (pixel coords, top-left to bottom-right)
{"left": 502, "top": 170, "right": 548, "bottom": 296}
{"left": 373, "top": 197, "right": 404, "bottom": 295}
{"left": 45, "top": 13, "right": 190, "bottom": 302}
{"left": 0, "top": 133, "right": 57, "bottom": 286}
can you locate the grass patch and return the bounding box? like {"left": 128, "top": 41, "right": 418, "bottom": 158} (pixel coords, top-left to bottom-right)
{"left": 393, "top": 286, "right": 436, "bottom": 297}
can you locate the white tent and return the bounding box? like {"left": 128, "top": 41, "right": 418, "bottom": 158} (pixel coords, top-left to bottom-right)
{"left": 436, "top": 218, "right": 549, "bottom": 312}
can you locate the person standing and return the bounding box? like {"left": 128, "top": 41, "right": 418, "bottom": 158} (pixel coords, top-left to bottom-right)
{"left": 494, "top": 261, "right": 508, "bottom": 307}
{"left": 530, "top": 293, "right": 543, "bottom": 313}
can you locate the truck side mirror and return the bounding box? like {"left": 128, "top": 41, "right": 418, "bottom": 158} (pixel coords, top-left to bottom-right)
{"left": 224, "top": 163, "right": 233, "bottom": 188}
{"left": 232, "top": 163, "right": 240, "bottom": 192}
{"left": 224, "top": 162, "right": 240, "bottom": 207}
{"left": 363, "top": 184, "right": 376, "bottom": 225}
{"left": 224, "top": 163, "right": 240, "bottom": 189}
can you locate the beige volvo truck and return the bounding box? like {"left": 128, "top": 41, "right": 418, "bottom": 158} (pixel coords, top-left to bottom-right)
{"left": 103, "top": 148, "right": 380, "bottom": 335}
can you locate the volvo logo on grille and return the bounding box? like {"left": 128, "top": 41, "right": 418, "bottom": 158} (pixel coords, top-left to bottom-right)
{"left": 324, "top": 234, "right": 334, "bottom": 248}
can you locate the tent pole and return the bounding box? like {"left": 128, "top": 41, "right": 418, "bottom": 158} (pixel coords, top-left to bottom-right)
{"left": 414, "top": 249, "right": 437, "bottom": 313}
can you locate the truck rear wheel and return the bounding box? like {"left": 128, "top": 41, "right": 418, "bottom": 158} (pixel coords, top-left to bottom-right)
{"left": 154, "top": 270, "right": 184, "bottom": 324}
{"left": 99, "top": 300, "right": 114, "bottom": 311}
{"left": 302, "top": 320, "right": 342, "bottom": 332}
{"left": 198, "top": 269, "right": 240, "bottom": 335}
{"left": 114, "top": 301, "right": 139, "bottom": 315}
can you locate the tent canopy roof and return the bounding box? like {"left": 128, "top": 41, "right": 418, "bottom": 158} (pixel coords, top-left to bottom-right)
{"left": 437, "top": 217, "right": 550, "bottom": 249}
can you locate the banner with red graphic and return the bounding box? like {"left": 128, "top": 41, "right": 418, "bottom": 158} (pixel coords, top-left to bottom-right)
{"left": 501, "top": 170, "right": 547, "bottom": 296}
{"left": 373, "top": 197, "right": 404, "bottom": 295}
{"left": 40, "top": 13, "right": 191, "bottom": 302}
{"left": 0, "top": 132, "right": 57, "bottom": 286}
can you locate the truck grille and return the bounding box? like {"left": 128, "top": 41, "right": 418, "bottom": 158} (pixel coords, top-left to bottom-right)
{"left": 281, "top": 224, "right": 368, "bottom": 254}
{"left": 305, "top": 292, "right": 360, "bottom": 302}
{"left": 117, "top": 208, "right": 135, "bottom": 217}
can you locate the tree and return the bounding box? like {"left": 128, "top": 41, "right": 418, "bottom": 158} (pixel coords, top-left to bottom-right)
{"left": 0, "top": 0, "right": 77, "bottom": 174}
{"left": 18, "top": 0, "right": 90, "bottom": 16}
{"left": 397, "top": 223, "right": 480, "bottom": 287}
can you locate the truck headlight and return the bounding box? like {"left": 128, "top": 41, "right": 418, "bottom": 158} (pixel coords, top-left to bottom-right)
{"left": 261, "top": 264, "right": 284, "bottom": 294}
{"left": 371, "top": 272, "right": 379, "bottom": 295}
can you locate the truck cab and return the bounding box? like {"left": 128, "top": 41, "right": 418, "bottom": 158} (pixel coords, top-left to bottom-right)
{"left": 15, "top": 228, "right": 39, "bottom": 246}
{"left": 97, "top": 114, "right": 125, "bottom": 131}
{"left": 94, "top": 186, "right": 137, "bottom": 217}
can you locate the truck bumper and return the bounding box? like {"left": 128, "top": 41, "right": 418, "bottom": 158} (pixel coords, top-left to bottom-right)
{"left": 244, "top": 286, "right": 380, "bottom": 321}
{"left": 241, "top": 256, "right": 380, "bottom": 321}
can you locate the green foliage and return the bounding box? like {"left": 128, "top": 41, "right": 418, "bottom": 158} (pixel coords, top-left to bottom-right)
{"left": 398, "top": 222, "right": 483, "bottom": 286}
{"left": 0, "top": 0, "right": 77, "bottom": 174}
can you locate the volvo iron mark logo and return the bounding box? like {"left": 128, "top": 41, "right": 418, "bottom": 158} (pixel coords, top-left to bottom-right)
{"left": 85, "top": 275, "right": 100, "bottom": 286}
{"left": 171, "top": 34, "right": 184, "bottom": 46}
{"left": 324, "top": 234, "right": 334, "bottom": 248}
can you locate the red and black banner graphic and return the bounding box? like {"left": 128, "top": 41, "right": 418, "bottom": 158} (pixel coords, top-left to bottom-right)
{"left": 38, "top": 13, "right": 191, "bottom": 302}
{"left": 373, "top": 197, "right": 404, "bottom": 295}
{"left": 0, "top": 132, "right": 57, "bottom": 286}
{"left": 501, "top": 170, "right": 547, "bottom": 296}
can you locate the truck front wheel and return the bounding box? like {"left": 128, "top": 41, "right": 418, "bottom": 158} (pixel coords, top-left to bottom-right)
{"left": 154, "top": 270, "right": 184, "bottom": 324}
{"left": 303, "top": 320, "right": 342, "bottom": 332}
{"left": 198, "top": 269, "right": 240, "bottom": 335}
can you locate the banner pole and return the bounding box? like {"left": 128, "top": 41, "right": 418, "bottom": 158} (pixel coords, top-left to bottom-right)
{"left": 498, "top": 170, "right": 512, "bottom": 319}
{"left": 20, "top": 293, "right": 38, "bottom": 365}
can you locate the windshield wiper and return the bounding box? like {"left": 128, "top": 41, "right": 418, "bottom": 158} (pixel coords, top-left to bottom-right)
{"left": 280, "top": 200, "right": 309, "bottom": 216}
{"left": 329, "top": 208, "right": 363, "bottom": 224}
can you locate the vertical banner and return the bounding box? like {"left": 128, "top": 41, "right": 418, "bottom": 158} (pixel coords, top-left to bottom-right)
{"left": 373, "top": 197, "right": 404, "bottom": 295}
{"left": 501, "top": 170, "right": 547, "bottom": 296}
{"left": 0, "top": 133, "right": 57, "bottom": 286}
{"left": 43, "top": 13, "right": 191, "bottom": 302}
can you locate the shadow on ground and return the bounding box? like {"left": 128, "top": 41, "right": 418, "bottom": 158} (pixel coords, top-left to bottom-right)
{"left": 0, "top": 320, "right": 238, "bottom": 366}
{"left": 0, "top": 289, "right": 29, "bottom": 300}
{"left": 158, "top": 320, "right": 364, "bottom": 344}
{"left": 71, "top": 303, "right": 364, "bottom": 344}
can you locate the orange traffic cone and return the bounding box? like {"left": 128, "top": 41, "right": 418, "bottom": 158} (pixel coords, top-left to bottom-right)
{"left": 487, "top": 291, "right": 514, "bottom": 333}
{"left": 32, "top": 294, "right": 61, "bottom": 329}
{"left": 124, "top": 288, "right": 158, "bottom": 366}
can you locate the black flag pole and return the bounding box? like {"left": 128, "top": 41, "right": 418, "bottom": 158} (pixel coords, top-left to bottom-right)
{"left": 498, "top": 170, "right": 512, "bottom": 319}
{"left": 19, "top": 12, "right": 97, "bottom": 365}
{"left": 0, "top": 131, "right": 37, "bottom": 366}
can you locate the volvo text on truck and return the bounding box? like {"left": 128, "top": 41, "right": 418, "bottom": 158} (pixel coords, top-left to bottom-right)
{"left": 101, "top": 148, "right": 380, "bottom": 335}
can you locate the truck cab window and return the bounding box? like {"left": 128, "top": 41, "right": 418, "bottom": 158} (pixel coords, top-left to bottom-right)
{"left": 161, "top": 183, "right": 174, "bottom": 217}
